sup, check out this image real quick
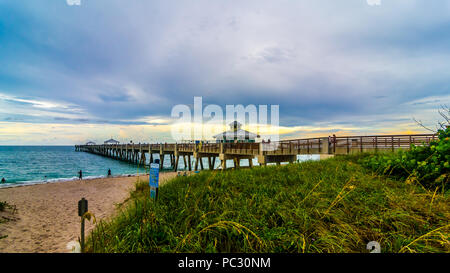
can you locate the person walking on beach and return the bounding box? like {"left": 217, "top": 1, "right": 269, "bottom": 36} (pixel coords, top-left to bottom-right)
{"left": 1, "top": 177, "right": 5, "bottom": 184}
{"left": 107, "top": 169, "right": 111, "bottom": 177}
{"left": 78, "top": 170, "right": 83, "bottom": 180}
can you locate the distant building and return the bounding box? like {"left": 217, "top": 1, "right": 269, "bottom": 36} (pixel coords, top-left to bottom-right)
{"left": 104, "top": 138, "right": 120, "bottom": 145}
{"left": 86, "top": 141, "right": 96, "bottom": 145}
{"left": 213, "top": 121, "right": 260, "bottom": 143}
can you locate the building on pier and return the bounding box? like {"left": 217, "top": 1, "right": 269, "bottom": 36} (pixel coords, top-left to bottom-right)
{"left": 104, "top": 138, "right": 120, "bottom": 145}
{"left": 213, "top": 121, "right": 260, "bottom": 143}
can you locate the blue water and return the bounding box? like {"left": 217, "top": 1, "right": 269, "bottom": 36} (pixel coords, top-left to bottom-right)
{"left": 0, "top": 146, "right": 152, "bottom": 188}
{"left": 0, "top": 146, "right": 319, "bottom": 188}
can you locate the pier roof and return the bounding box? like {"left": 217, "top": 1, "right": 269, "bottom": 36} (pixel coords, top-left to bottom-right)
{"left": 213, "top": 129, "right": 259, "bottom": 140}
{"left": 104, "top": 138, "right": 120, "bottom": 144}
{"left": 213, "top": 121, "right": 260, "bottom": 140}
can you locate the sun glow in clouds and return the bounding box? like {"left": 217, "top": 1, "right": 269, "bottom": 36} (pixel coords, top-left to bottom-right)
{"left": 171, "top": 97, "right": 280, "bottom": 142}
{"left": 1, "top": 1, "right": 447, "bottom": 145}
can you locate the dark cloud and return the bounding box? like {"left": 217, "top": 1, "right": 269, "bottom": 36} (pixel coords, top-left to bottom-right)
{"left": 0, "top": 0, "right": 449, "bottom": 132}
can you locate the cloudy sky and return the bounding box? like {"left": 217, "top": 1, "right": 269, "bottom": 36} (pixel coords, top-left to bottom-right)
{"left": 0, "top": 0, "right": 449, "bottom": 144}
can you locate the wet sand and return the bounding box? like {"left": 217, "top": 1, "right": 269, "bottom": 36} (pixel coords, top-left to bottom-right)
{"left": 0, "top": 173, "right": 177, "bottom": 253}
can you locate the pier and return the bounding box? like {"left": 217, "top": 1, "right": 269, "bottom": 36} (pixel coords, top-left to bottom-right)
{"left": 75, "top": 134, "right": 436, "bottom": 171}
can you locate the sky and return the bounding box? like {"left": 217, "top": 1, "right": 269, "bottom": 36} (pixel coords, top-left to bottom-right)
{"left": 0, "top": 0, "right": 449, "bottom": 145}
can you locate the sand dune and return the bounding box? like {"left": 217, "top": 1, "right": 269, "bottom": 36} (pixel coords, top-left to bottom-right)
{"left": 0, "top": 173, "right": 177, "bottom": 253}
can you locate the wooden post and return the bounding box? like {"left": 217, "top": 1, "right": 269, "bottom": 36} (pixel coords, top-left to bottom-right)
{"left": 375, "top": 136, "right": 378, "bottom": 153}
{"left": 199, "top": 157, "right": 204, "bottom": 170}
{"left": 160, "top": 154, "right": 164, "bottom": 170}
{"left": 360, "top": 136, "right": 363, "bottom": 153}
{"left": 183, "top": 155, "right": 187, "bottom": 170}
{"left": 78, "top": 198, "right": 88, "bottom": 253}
{"left": 174, "top": 156, "right": 179, "bottom": 172}
{"left": 346, "top": 137, "right": 350, "bottom": 154}
{"left": 221, "top": 159, "right": 227, "bottom": 170}
{"left": 80, "top": 216, "right": 85, "bottom": 252}
{"left": 391, "top": 136, "right": 394, "bottom": 152}
{"left": 188, "top": 155, "right": 192, "bottom": 171}
{"left": 212, "top": 157, "right": 216, "bottom": 169}
{"left": 159, "top": 144, "right": 163, "bottom": 168}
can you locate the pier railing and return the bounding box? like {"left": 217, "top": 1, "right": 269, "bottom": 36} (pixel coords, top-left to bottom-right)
{"left": 76, "top": 133, "right": 437, "bottom": 157}
{"left": 331, "top": 134, "right": 436, "bottom": 154}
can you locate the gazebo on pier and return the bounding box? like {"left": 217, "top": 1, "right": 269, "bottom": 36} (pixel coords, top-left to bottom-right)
{"left": 213, "top": 121, "right": 260, "bottom": 143}
{"left": 104, "top": 138, "right": 120, "bottom": 145}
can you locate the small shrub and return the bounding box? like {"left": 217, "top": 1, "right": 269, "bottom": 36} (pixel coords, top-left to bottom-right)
{"left": 359, "top": 127, "right": 450, "bottom": 190}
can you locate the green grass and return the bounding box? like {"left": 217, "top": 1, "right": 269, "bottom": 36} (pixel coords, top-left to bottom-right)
{"left": 86, "top": 156, "right": 450, "bottom": 253}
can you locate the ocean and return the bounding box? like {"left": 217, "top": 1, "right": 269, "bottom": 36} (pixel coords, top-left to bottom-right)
{"left": 0, "top": 146, "right": 319, "bottom": 188}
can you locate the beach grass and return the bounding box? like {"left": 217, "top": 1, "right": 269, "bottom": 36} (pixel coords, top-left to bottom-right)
{"left": 0, "top": 201, "right": 7, "bottom": 212}
{"left": 0, "top": 201, "right": 16, "bottom": 229}
{"left": 85, "top": 155, "right": 450, "bottom": 253}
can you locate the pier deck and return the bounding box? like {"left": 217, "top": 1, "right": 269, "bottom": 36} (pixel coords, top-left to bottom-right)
{"left": 75, "top": 134, "right": 436, "bottom": 171}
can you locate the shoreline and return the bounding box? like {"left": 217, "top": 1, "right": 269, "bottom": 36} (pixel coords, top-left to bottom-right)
{"left": 0, "top": 172, "right": 177, "bottom": 253}
{"left": 0, "top": 170, "right": 179, "bottom": 189}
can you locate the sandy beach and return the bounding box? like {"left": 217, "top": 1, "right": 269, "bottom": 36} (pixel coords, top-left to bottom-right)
{"left": 0, "top": 172, "right": 177, "bottom": 253}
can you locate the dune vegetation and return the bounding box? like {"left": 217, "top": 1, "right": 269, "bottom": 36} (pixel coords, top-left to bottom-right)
{"left": 86, "top": 154, "right": 449, "bottom": 253}
{"left": 360, "top": 126, "right": 449, "bottom": 190}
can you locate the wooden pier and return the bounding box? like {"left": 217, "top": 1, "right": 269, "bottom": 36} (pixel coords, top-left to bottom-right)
{"left": 75, "top": 134, "right": 436, "bottom": 171}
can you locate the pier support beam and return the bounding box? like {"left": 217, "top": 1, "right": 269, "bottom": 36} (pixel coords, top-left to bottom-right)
{"left": 199, "top": 157, "right": 204, "bottom": 170}
{"left": 208, "top": 157, "right": 212, "bottom": 170}
{"left": 183, "top": 156, "right": 187, "bottom": 170}
{"left": 221, "top": 159, "right": 227, "bottom": 170}
{"left": 174, "top": 155, "right": 179, "bottom": 172}
{"left": 160, "top": 154, "right": 165, "bottom": 170}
